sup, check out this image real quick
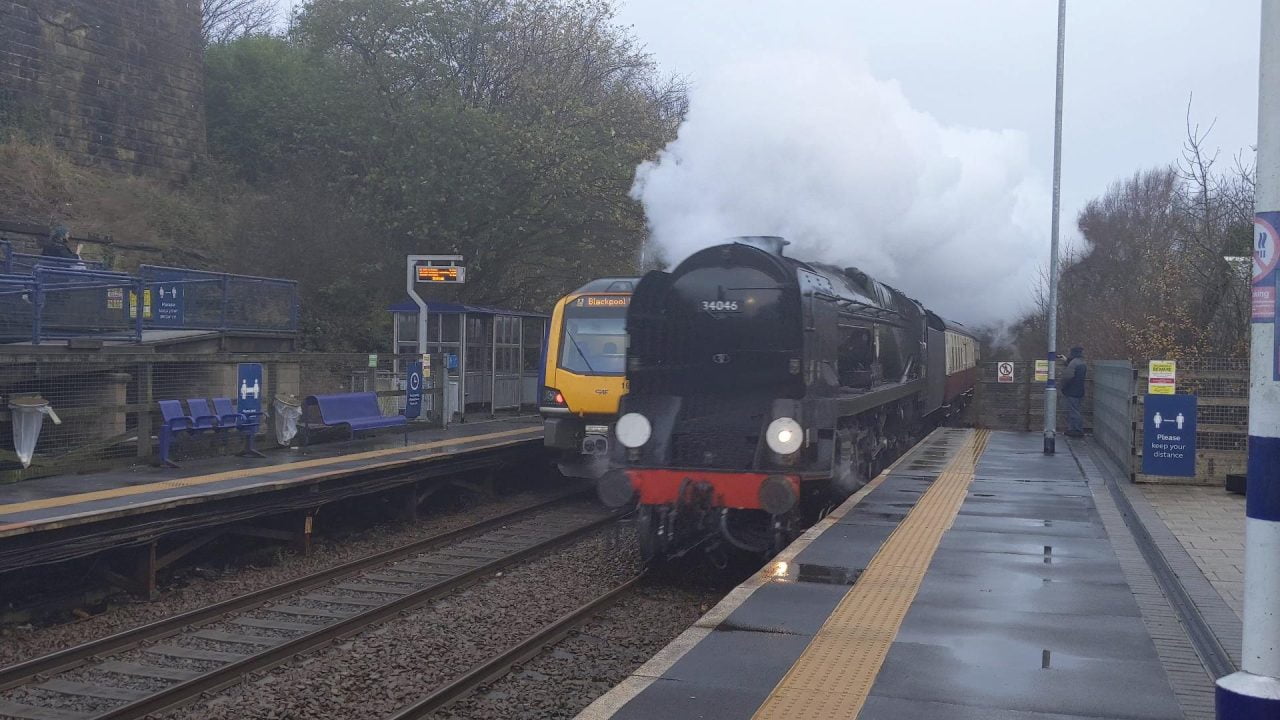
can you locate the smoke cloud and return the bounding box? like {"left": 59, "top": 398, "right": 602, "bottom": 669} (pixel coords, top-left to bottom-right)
{"left": 632, "top": 51, "right": 1048, "bottom": 325}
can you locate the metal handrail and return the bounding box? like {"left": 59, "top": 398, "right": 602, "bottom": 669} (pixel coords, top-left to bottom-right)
{"left": 2, "top": 264, "right": 300, "bottom": 344}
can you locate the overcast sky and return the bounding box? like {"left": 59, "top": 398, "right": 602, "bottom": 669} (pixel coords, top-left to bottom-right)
{"left": 612, "top": 1, "right": 1261, "bottom": 320}
{"left": 617, "top": 0, "right": 1260, "bottom": 247}
{"left": 270, "top": 1, "right": 1260, "bottom": 320}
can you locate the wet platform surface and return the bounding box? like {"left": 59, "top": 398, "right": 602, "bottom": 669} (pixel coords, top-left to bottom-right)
{"left": 0, "top": 417, "right": 540, "bottom": 570}
{"left": 581, "top": 429, "right": 1203, "bottom": 720}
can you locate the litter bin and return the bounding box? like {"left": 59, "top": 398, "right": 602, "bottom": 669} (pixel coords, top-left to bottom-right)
{"left": 273, "top": 393, "right": 302, "bottom": 446}
{"left": 9, "top": 396, "right": 61, "bottom": 469}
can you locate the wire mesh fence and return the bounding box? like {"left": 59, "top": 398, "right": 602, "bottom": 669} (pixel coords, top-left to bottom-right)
{"left": 976, "top": 357, "right": 1247, "bottom": 485}
{"left": 1052, "top": 358, "right": 1248, "bottom": 485}
{"left": 975, "top": 360, "right": 1092, "bottom": 432}
{"left": 0, "top": 351, "right": 533, "bottom": 481}
{"left": 139, "top": 266, "right": 298, "bottom": 333}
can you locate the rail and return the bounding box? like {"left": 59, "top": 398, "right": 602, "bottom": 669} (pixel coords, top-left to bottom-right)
{"left": 0, "top": 494, "right": 612, "bottom": 720}
{"left": 384, "top": 572, "right": 645, "bottom": 719}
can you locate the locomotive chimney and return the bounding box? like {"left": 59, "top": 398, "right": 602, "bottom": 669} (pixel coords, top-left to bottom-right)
{"left": 732, "top": 235, "right": 790, "bottom": 256}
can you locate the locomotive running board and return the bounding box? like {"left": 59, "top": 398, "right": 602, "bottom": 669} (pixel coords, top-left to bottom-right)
{"left": 832, "top": 378, "right": 928, "bottom": 417}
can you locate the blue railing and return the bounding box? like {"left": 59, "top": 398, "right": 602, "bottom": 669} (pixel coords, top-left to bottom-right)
{"left": 138, "top": 265, "right": 299, "bottom": 333}
{"left": 0, "top": 249, "right": 299, "bottom": 344}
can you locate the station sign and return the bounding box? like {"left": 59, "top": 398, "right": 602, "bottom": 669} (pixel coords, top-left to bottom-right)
{"left": 414, "top": 259, "right": 466, "bottom": 284}
{"left": 1255, "top": 212, "right": 1279, "bottom": 322}
{"left": 1034, "top": 360, "right": 1049, "bottom": 383}
{"left": 1148, "top": 360, "right": 1176, "bottom": 395}
{"left": 405, "top": 361, "right": 423, "bottom": 419}
{"left": 997, "top": 362, "right": 1015, "bottom": 384}
{"left": 237, "top": 363, "right": 263, "bottom": 416}
{"left": 1142, "top": 394, "right": 1197, "bottom": 477}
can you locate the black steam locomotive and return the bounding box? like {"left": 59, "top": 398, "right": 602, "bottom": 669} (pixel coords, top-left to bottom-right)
{"left": 598, "top": 237, "right": 977, "bottom": 561}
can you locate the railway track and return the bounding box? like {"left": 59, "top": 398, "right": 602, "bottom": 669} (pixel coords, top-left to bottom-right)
{"left": 0, "top": 493, "right": 616, "bottom": 720}
{"left": 384, "top": 573, "right": 645, "bottom": 720}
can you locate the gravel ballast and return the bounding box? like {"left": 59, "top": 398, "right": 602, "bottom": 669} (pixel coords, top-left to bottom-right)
{"left": 157, "top": 525, "right": 720, "bottom": 720}
{"left": 0, "top": 490, "right": 568, "bottom": 668}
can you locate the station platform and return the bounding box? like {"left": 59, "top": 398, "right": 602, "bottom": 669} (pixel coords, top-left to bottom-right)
{"left": 581, "top": 428, "right": 1219, "bottom": 720}
{"left": 0, "top": 417, "right": 542, "bottom": 585}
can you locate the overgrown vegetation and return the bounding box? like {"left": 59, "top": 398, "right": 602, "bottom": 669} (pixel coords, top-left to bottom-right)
{"left": 987, "top": 115, "right": 1254, "bottom": 361}
{"left": 206, "top": 0, "right": 685, "bottom": 349}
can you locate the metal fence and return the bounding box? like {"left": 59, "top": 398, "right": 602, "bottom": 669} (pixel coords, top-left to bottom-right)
{"left": 0, "top": 241, "right": 299, "bottom": 344}
{"left": 139, "top": 265, "right": 298, "bottom": 333}
{"left": 1050, "top": 357, "right": 1248, "bottom": 485}
{"left": 975, "top": 360, "right": 1092, "bottom": 432}
{"left": 1091, "top": 361, "right": 1135, "bottom": 476}
{"left": 0, "top": 351, "right": 532, "bottom": 482}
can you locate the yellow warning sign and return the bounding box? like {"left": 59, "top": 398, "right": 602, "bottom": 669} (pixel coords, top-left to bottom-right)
{"left": 1035, "top": 360, "right": 1049, "bottom": 383}
{"left": 127, "top": 289, "right": 152, "bottom": 319}
{"left": 1148, "top": 360, "right": 1176, "bottom": 395}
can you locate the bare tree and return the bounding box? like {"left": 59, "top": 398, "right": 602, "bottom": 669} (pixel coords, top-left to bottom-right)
{"left": 202, "top": 0, "right": 277, "bottom": 46}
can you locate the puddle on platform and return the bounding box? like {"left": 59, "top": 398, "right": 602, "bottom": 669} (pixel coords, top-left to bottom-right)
{"left": 795, "top": 563, "right": 862, "bottom": 585}
{"left": 764, "top": 560, "right": 863, "bottom": 585}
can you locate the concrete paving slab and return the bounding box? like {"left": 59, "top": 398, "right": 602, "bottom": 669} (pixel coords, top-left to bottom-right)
{"left": 870, "top": 642, "right": 1181, "bottom": 720}
{"left": 606, "top": 678, "right": 771, "bottom": 720}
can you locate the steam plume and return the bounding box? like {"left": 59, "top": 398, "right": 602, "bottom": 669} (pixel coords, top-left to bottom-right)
{"left": 632, "top": 51, "right": 1047, "bottom": 324}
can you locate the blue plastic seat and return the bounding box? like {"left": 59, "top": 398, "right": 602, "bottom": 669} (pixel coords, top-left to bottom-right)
{"left": 157, "top": 397, "right": 265, "bottom": 468}
{"left": 158, "top": 400, "right": 194, "bottom": 468}
{"left": 186, "top": 398, "right": 220, "bottom": 430}
{"left": 212, "top": 396, "right": 265, "bottom": 459}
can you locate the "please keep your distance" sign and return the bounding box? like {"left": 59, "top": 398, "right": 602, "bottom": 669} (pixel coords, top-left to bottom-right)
{"left": 1142, "top": 394, "right": 1197, "bottom": 477}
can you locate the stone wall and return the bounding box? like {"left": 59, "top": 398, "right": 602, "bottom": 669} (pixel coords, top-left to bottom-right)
{"left": 0, "top": 0, "right": 205, "bottom": 179}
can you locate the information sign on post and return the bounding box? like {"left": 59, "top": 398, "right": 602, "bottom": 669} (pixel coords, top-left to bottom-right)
{"left": 1148, "top": 360, "right": 1176, "bottom": 395}
{"left": 405, "top": 361, "right": 423, "bottom": 419}
{"left": 237, "top": 363, "right": 263, "bottom": 417}
{"left": 1142, "top": 394, "right": 1197, "bottom": 477}
{"left": 997, "top": 362, "right": 1015, "bottom": 384}
{"left": 1034, "top": 360, "right": 1049, "bottom": 383}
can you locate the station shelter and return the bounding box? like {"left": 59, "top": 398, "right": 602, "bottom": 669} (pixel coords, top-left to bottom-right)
{"left": 388, "top": 300, "right": 547, "bottom": 415}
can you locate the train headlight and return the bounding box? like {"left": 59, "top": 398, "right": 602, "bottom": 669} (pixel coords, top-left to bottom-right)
{"left": 541, "top": 386, "right": 567, "bottom": 407}
{"left": 616, "top": 413, "right": 652, "bottom": 448}
{"left": 766, "top": 417, "right": 803, "bottom": 455}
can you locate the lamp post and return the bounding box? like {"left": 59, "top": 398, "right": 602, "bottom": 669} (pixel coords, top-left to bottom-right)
{"left": 1043, "top": 0, "right": 1066, "bottom": 455}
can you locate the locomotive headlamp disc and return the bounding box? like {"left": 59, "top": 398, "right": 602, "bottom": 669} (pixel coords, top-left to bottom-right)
{"left": 766, "top": 417, "right": 803, "bottom": 455}
{"left": 616, "top": 413, "right": 652, "bottom": 448}
{"left": 759, "top": 475, "right": 799, "bottom": 515}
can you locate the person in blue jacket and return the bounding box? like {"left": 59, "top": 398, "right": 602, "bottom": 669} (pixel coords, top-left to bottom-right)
{"left": 1061, "top": 346, "right": 1087, "bottom": 437}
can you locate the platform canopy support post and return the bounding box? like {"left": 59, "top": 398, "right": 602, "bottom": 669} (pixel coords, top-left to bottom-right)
{"left": 1216, "top": 2, "right": 1280, "bottom": 717}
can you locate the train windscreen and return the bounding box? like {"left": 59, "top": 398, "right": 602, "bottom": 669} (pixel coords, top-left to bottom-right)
{"left": 559, "top": 298, "right": 628, "bottom": 375}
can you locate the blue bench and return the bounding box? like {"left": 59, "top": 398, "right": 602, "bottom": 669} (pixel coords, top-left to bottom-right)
{"left": 158, "top": 397, "right": 264, "bottom": 468}
{"left": 301, "top": 392, "right": 406, "bottom": 444}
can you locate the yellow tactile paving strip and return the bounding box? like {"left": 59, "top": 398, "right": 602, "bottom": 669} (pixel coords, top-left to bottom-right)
{"left": 0, "top": 426, "right": 539, "bottom": 519}
{"left": 752, "top": 429, "right": 990, "bottom": 720}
